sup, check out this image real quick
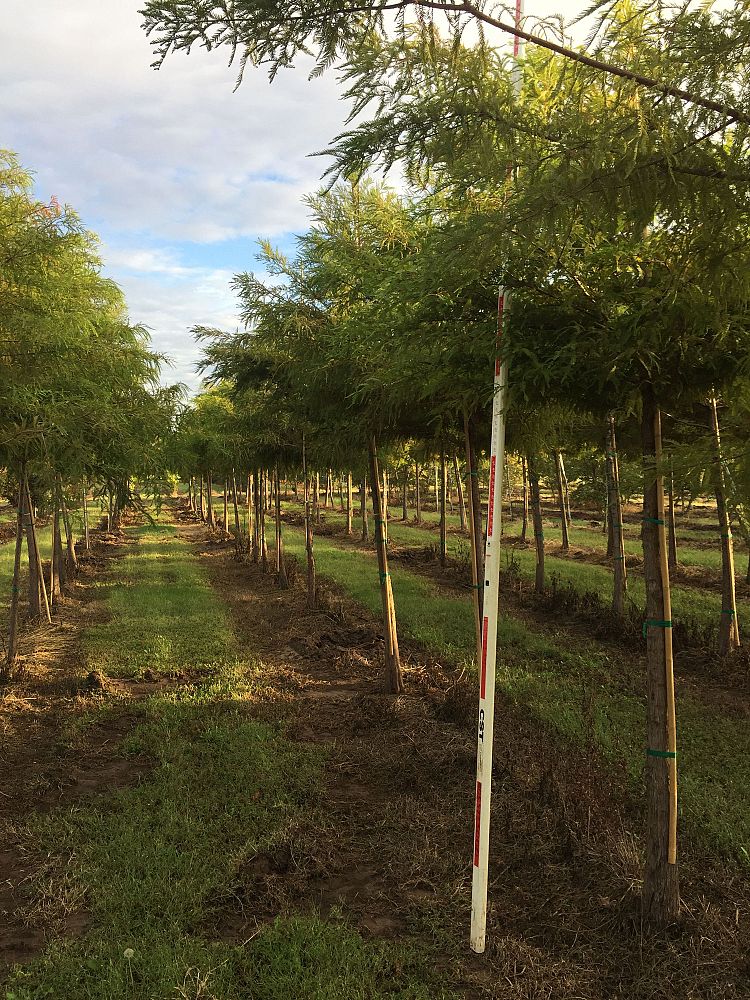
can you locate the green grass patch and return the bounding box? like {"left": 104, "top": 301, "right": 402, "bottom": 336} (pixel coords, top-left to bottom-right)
{"left": 82, "top": 524, "right": 235, "bottom": 677}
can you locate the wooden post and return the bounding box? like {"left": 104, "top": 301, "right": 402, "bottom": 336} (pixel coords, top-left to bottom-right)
{"left": 369, "top": 436, "right": 403, "bottom": 694}
{"left": 641, "top": 385, "right": 680, "bottom": 924}
{"left": 709, "top": 394, "right": 740, "bottom": 652}
{"left": 553, "top": 450, "right": 570, "bottom": 551}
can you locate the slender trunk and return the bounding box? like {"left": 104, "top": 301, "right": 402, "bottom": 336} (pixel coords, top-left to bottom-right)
{"left": 25, "top": 482, "right": 50, "bottom": 623}
{"left": 51, "top": 507, "right": 63, "bottom": 604}
{"left": 560, "top": 453, "right": 572, "bottom": 525}
{"left": 302, "top": 439, "right": 316, "bottom": 608}
{"left": 251, "top": 472, "right": 260, "bottom": 563}
{"left": 260, "top": 469, "right": 269, "bottom": 572}
{"left": 602, "top": 461, "right": 609, "bottom": 536}
{"left": 59, "top": 483, "right": 78, "bottom": 575}
{"left": 345, "top": 473, "right": 353, "bottom": 535}
{"left": 360, "top": 477, "right": 369, "bottom": 541}
{"left": 434, "top": 463, "right": 439, "bottom": 511}
{"left": 528, "top": 453, "right": 545, "bottom": 594}
{"left": 453, "top": 455, "right": 467, "bottom": 532}
{"left": 667, "top": 456, "right": 678, "bottom": 572}
{"left": 4, "top": 474, "right": 26, "bottom": 681}
{"left": 640, "top": 386, "right": 680, "bottom": 925}
{"left": 25, "top": 501, "right": 41, "bottom": 619}
{"left": 520, "top": 456, "right": 529, "bottom": 544}
{"left": 206, "top": 472, "right": 214, "bottom": 527}
{"left": 605, "top": 457, "right": 614, "bottom": 554}
{"left": 554, "top": 450, "right": 570, "bottom": 552}
{"left": 504, "top": 457, "right": 513, "bottom": 522}
{"left": 402, "top": 468, "right": 409, "bottom": 522}
{"left": 82, "top": 483, "right": 90, "bottom": 551}
{"left": 415, "top": 462, "right": 422, "bottom": 523}
{"left": 199, "top": 477, "right": 205, "bottom": 521}
{"left": 222, "top": 482, "right": 229, "bottom": 534}
{"left": 439, "top": 452, "right": 447, "bottom": 567}
{"left": 464, "top": 412, "right": 484, "bottom": 621}
{"left": 382, "top": 468, "right": 389, "bottom": 544}
{"left": 607, "top": 415, "right": 628, "bottom": 618}
{"left": 339, "top": 476, "right": 345, "bottom": 512}
{"left": 231, "top": 470, "right": 241, "bottom": 551}
{"left": 246, "top": 473, "right": 253, "bottom": 551}
{"left": 709, "top": 395, "right": 740, "bottom": 653}
{"left": 369, "top": 436, "right": 403, "bottom": 694}
{"left": 275, "top": 467, "right": 288, "bottom": 589}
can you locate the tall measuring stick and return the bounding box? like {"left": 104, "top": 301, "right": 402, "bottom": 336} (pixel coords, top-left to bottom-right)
{"left": 470, "top": 0, "right": 524, "bottom": 955}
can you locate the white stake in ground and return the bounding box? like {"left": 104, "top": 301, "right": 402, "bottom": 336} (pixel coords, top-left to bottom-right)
{"left": 470, "top": 289, "right": 510, "bottom": 954}
{"left": 470, "top": 0, "right": 524, "bottom": 955}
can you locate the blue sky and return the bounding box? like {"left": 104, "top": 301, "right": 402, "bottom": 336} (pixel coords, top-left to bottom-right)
{"left": 1, "top": 0, "right": 582, "bottom": 391}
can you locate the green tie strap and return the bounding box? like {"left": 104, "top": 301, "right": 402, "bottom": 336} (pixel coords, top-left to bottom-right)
{"left": 647, "top": 748, "right": 677, "bottom": 759}
{"left": 642, "top": 517, "right": 664, "bottom": 526}
{"left": 642, "top": 619, "right": 673, "bottom": 638}
{"left": 379, "top": 571, "right": 390, "bottom": 584}
{"left": 721, "top": 609, "right": 736, "bottom": 617}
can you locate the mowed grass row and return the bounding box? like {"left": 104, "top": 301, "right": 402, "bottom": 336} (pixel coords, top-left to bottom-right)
{"left": 295, "top": 502, "right": 749, "bottom": 635}
{"left": 282, "top": 524, "right": 750, "bottom": 865}
{"left": 6, "top": 523, "right": 454, "bottom": 1000}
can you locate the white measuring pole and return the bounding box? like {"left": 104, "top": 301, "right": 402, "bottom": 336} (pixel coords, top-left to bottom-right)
{"left": 470, "top": 0, "right": 524, "bottom": 956}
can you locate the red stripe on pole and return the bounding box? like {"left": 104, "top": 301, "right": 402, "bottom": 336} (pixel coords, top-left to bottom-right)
{"left": 480, "top": 616, "right": 489, "bottom": 697}
{"left": 474, "top": 782, "right": 482, "bottom": 865}
{"left": 487, "top": 455, "right": 496, "bottom": 537}
{"left": 514, "top": 0, "right": 522, "bottom": 54}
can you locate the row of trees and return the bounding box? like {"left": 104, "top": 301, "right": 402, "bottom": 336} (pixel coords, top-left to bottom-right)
{"left": 0, "top": 150, "right": 177, "bottom": 679}
{"left": 142, "top": 0, "right": 750, "bottom": 926}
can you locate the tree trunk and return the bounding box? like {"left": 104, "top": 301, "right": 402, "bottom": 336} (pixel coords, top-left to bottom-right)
{"left": 3, "top": 475, "right": 26, "bottom": 681}
{"left": 199, "top": 476, "right": 205, "bottom": 521}
{"left": 360, "top": 477, "right": 369, "bottom": 541}
{"left": 453, "top": 455, "right": 467, "bottom": 531}
{"left": 339, "top": 476, "right": 345, "bottom": 512}
{"left": 607, "top": 415, "right": 628, "bottom": 618}
{"left": 415, "top": 462, "right": 422, "bottom": 523}
{"left": 369, "top": 436, "right": 403, "bottom": 694}
{"left": 222, "top": 482, "right": 229, "bottom": 534}
{"left": 433, "top": 463, "right": 439, "bottom": 511}
{"left": 303, "top": 441, "right": 316, "bottom": 608}
{"left": 382, "top": 468, "right": 389, "bottom": 543}
{"left": 667, "top": 456, "right": 678, "bottom": 572}
{"left": 251, "top": 472, "right": 260, "bottom": 563}
{"left": 346, "top": 473, "right": 353, "bottom": 535}
{"left": 439, "top": 452, "right": 447, "bottom": 568}
{"left": 82, "top": 483, "right": 90, "bottom": 550}
{"left": 560, "top": 453, "right": 572, "bottom": 525}
{"left": 314, "top": 472, "right": 320, "bottom": 524}
{"left": 640, "top": 385, "right": 680, "bottom": 925}
{"left": 51, "top": 507, "right": 63, "bottom": 604}
{"left": 709, "top": 394, "right": 740, "bottom": 653}
{"left": 206, "top": 472, "right": 214, "bottom": 527}
{"left": 402, "top": 467, "right": 409, "bottom": 522}
{"left": 528, "top": 453, "right": 545, "bottom": 595}
{"left": 275, "top": 467, "right": 288, "bottom": 589}
{"left": 231, "top": 470, "right": 242, "bottom": 552}
{"left": 504, "top": 457, "right": 513, "bottom": 522}
{"left": 246, "top": 473, "right": 253, "bottom": 551}
{"left": 25, "top": 481, "right": 50, "bottom": 622}
{"left": 553, "top": 450, "right": 570, "bottom": 552}
{"left": 59, "top": 484, "right": 78, "bottom": 576}
{"left": 260, "top": 469, "right": 269, "bottom": 572}
{"left": 464, "top": 412, "right": 484, "bottom": 622}
{"left": 520, "top": 456, "right": 529, "bottom": 544}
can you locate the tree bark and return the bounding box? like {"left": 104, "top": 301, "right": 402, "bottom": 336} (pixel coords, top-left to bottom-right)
{"left": 346, "top": 473, "right": 353, "bottom": 535}
{"left": 275, "top": 467, "right": 288, "bottom": 589}
{"left": 439, "top": 451, "right": 447, "bottom": 567}
{"left": 314, "top": 472, "right": 320, "bottom": 524}
{"left": 360, "top": 476, "right": 369, "bottom": 541}
{"left": 199, "top": 476, "right": 205, "bottom": 521}
{"left": 206, "top": 472, "right": 214, "bottom": 527}
{"left": 369, "top": 435, "right": 403, "bottom": 694}
{"left": 640, "top": 385, "right": 680, "bottom": 925}
{"left": 25, "top": 481, "right": 50, "bottom": 623}
{"left": 667, "top": 456, "right": 678, "bottom": 572}
{"left": 51, "top": 507, "right": 63, "bottom": 604}
{"left": 303, "top": 441, "right": 316, "bottom": 608}
{"left": 528, "top": 453, "right": 545, "bottom": 594}
{"left": 82, "top": 483, "right": 90, "bottom": 550}
{"left": 520, "top": 455, "right": 529, "bottom": 544}
{"left": 607, "top": 415, "right": 628, "bottom": 618}
{"left": 453, "top": 455, "right": 467, "bottom": 531}
{"left": 59, "top": 483, "right": 78, "bottom": 576}
{"left": 260, "top": 469, "right": 269, "bottom": 572}
{"left": 3, "top": 475, "right": 26, "bottom": 681}
{"left": 222, "top": 481, "right": 229, "bottom": 534}
{"left": 709, "top": 394, "right": 740, "bottom": 653}
{"left": 231, "top": 470, "right": 242, "bottom": 552}
{"left": 401, "top": 467, "right": 409, "bottom": 522}
{"left": 560, "top": 452, "right": 572, "bottom": 525}
{"left": 554, "top": 450, "right": 570, "bottom": 552}
{"left": 415, "top": 462, "right": 422, "bottom": 523}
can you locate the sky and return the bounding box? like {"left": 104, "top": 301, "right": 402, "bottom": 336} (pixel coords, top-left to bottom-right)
{"left": 1, "top": 0, "right": 584, "bottom": 391}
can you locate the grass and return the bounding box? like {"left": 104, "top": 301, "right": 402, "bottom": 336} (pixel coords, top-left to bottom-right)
{"left": 4, "top": 518, "right": 458, "bottom": 1000}
{"left": 283, "top": 522, "right": 750, "bottom": 865}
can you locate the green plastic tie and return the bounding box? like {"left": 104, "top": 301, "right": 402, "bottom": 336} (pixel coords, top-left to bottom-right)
{"left": 647, "top": 748, "right": 677, "bottom": 759}
{"left": 534, "top": 532, "right": 545, "bottom": 538}
{"left": 721, "top": 609, "right": 736, "bottom": 617}
{"left": 379, "top": 571, "right": 390, "bottom": 584}
{"left": 721, "top": 533, "right": 732, "bottom": 539}
{"left": 468, "top": 471, "right": 479, "bottom": 477}
{"left": 613, "top": 555, "right": 625, "bottom": 561}
{"left": 642, "top": 517, "right": 664, "bottom": 525}
{"left": 642, "top": 619, "right": 673, "bottom": 638}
